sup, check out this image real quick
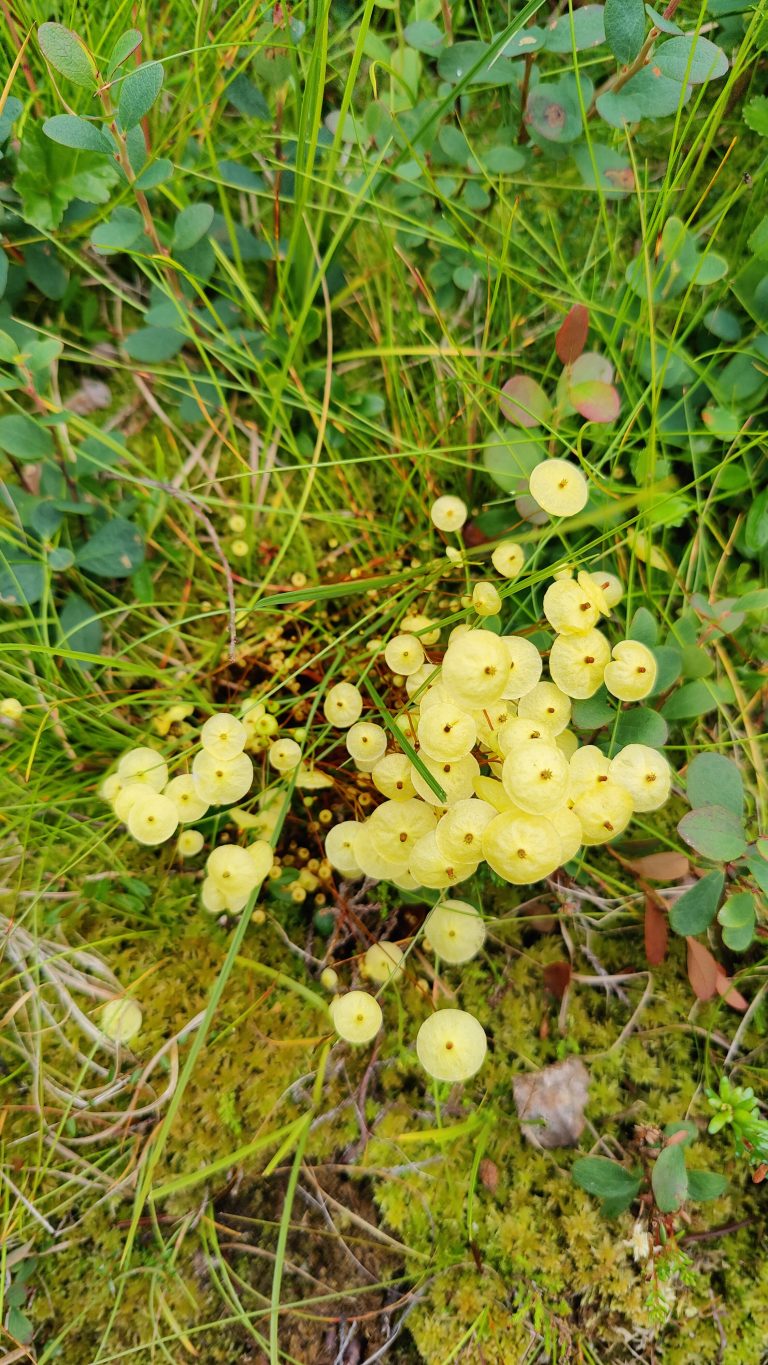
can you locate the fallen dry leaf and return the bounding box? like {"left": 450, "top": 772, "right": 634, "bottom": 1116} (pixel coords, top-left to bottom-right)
{"left": 686, "top": 938, "right": 719, "bottom": 1001}
{"left": 513, "top": 1058, "right": 590, "bottom": 1149}
{"left": 629, "top": 852, "right": 690, "bottom": 881}
{"left": 644, "top": 897, "right": 668, "bottom": 967}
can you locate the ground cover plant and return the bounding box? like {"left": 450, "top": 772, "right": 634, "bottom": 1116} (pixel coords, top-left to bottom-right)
{"left": 0, "top": 0, "right": 767, "bottom": 1360}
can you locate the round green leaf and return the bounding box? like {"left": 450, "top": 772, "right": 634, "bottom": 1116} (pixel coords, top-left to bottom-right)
{"left": 526, "top": 82, "right": 583, "bottom": 143}
{"left": 91, "top": 208, "right": 145, "bottom": 253}
{"left": 38, "top": 22, "right": 96, "bottom": 89}
{"left": 596, "top": 67, "right": 688, "bottom": 126}
{"left": 437, "top": 41, "right": 516, "bottom": 87}
{"left": 482, "top": 145, "right": 526, "bottom": 174}
{"left": 0, "top": 413, "right": 54, "bottom": 461}
{"left": 543, "top": 5, "right": 606, "bottom": 52}
{"left": 669, "top": 870, "right": 725, "bottom": 936}
{"left": 75, "top": 517, "right": 145, "bottom": 579}
{"left": 686, "top": 753, "right": 744, "bottom": 818}
{"left": 482, "top": 431, "right": 542, "bottom": 492}
{"left": 652, "top": 1143, "right": 688, "bottom": 1212}
{"left": 678, "top": 807, "right": 747, "bottom": 862}
{"left": 654, "top": 35, "right": 729, "bottom": 84}
{"left": 48, "top": 547, "right": 75, "bottom": 571}
{"left": 404, "top": 20, "right": 446, "bottom": 54}
{"left": 124, "top": 327, "right": 186, "bottom": 362}
{"left": 717, "top": 892, "right": 756, "bottom": 952}
{"left": 58, "top": 592, "right": 104, "bottom": 669}
{"left": 0, "top": 556, "right": 45, "bottom": 607}
{"left": 614, "top": 707, "right": 668, "bottom": 749}
{"left": 661, "top": 679, "right": 721, "bottom": 721}
{"left": 173, "top": 203, "right": 215, "bottom": 252}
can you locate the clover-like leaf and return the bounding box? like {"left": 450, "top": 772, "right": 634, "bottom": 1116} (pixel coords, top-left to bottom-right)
{"left": 678, "top": 807, "right": 747, "bottom": 862}
{"left": 669, "top": 870, "right": 724, "bottom": 936}
{"left": 686, "top": 753, "right": 744, "bottom": 819}
{"left": 717, "top": 892, "right": 756, "bottom": 953}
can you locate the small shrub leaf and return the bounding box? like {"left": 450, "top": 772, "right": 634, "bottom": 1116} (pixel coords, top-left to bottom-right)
{"left": 572, "top": 1157, "right": 641, "bottom": 1200}
{"left": 604, "top": 0, "right": 646, "bottom": 65}
{"left": 75, "top": 518, "right": 145, "bottom": 579}
{"left": 0, "top": 413, "right": 54, "bottom": 461}
{"left": 117, "top": 61, "right": 164, "bottom": 131}
{"left": 38, "top": 23, "right": 96, "bottom": 88}
{"left": 687, "top": 1170, "right": 728, "bottom": 1201}
{"left": 43, "top": 115, "right": 111, "bottom": 154}
{"left": 106, "top": 28, "right": 143, "bottom": 78}
{"left": 652, "top": 1143, "right": 688, "bottom": 1212}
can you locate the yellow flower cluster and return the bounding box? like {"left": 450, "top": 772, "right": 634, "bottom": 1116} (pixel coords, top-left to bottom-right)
{"left": 323, "top": 567, "right": 670, "bottom": 893}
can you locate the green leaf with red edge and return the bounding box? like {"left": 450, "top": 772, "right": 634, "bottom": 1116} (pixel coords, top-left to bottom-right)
{"left": 499, "top": 375, "right": 551, "bottom": 428}
{"left": 678, "top": 806, "right": 747, "bottom": 861}
{"left": 569, "top": 379, "right": 621, "bottom": 422}
{"left": 556, "top": 305, "right": 589, "bottom": 365}
{"left": 652, "top": 1143, "right": 688, "bottom": 1212}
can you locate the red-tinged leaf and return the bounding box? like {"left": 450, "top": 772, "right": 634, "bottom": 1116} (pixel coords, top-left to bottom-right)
{"left": 543, "top": 960, "right": 572, "bottom": 999}
{"left": 645, "top": 898, "right": 668, "bottom": 966}
{"left": 479, "top": 1157, "right": 499, "bottom": 1193}
{"left": 631, "top": 852, "right": 690, "bottom": 881}
{"left": 556, "top": 303, "right": 589, "bottom": 365}
{"left": 686, "top": 937, "right": 719, "bottom": 1001}
{"left": 462, "top": 520, "right": 491, "bottom": 548}
{"left": 665, "top": 1127, "right": 691, "bottom": 1147}
{"left": 499, "top": 374, "right": 552, "bottom": 428}
{"left": 715, "top": 969, "right": 748, "bottom": 1013}
{"left": 570, "top": 351, "right": 614, "bottom": 385}
{"left": 569, "top": 379, "right": 621, "bottom": 423}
